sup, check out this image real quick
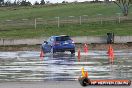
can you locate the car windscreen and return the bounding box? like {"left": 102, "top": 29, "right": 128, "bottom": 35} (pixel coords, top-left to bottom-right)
{"left": 56, "top": 36, "right": 71, "bottom": 41}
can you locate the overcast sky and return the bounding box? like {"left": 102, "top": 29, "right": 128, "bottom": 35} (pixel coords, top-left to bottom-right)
{"left": 7, "top": 0, "right": 89, "bottom": 4}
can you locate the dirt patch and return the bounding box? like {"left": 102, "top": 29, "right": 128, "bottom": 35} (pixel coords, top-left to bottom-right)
{"left": 0, "top": 43, "right": 132, "bottom": 51}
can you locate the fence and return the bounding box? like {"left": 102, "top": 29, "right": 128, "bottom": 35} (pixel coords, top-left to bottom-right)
{"left": 0, "top": 13, "right": 132, "bottom": 30}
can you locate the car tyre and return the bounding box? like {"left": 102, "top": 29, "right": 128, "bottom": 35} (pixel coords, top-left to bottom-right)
{"left": 51, "top": 48, "right": 55, "bottom": 54}
{"left": 41, "top": 47, "right": 46, "bottom": 53}
{"left": 70, "top": 50, "right": 75, "bottom": 54}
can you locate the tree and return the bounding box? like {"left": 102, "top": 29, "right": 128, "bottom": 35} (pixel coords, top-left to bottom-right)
{"left": 34, "top": 1, "right": 39, "bottom": 5}
{"left": 46, "top": 1, "right": 50, "bottom": 4}
{"left": 105, "top": 0, "right": 109, "bottom": 3}
{"left": 13, "top": 0, "right": 17, "bottom": 6}
{"left": 95, "top": 0, "right": 99, "bottom": 2}
{"left": 40, "top": 0, "right": 45, "bottom": 5}
{"left": 0, "top": 0, "right": 4, "bottom": 6}
{"left": 73, "top": 0, "right": 78, "bottom": 3}
{"left": 5, "top": 0, "right": 12, "bottom": 6}
{"left": 17, "top": 0, "right": 21, "bottom": 5}
{"left": 20, "top": 0, "right": 31, "bottom": 6}
{"left": 62, "top": 1, "right": 68, "bottom": 3}
{"left": 114, "top": 0, "right": 132, "bottom": 16}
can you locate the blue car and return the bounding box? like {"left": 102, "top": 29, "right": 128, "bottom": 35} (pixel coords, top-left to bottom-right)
{"left": 41, "top": 35, "right": 75, "bottom": 54}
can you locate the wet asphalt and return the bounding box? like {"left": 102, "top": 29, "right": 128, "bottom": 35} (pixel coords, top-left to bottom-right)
{"left": 0, "top": 50, "right": 132, "bottom": 82}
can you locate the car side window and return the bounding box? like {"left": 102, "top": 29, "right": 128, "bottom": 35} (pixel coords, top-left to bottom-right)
{"left": 50, "top": 37, "right": 54, "bottom": 42}
{"left": 47, "top": 37, "right": 51, "bottom": 43}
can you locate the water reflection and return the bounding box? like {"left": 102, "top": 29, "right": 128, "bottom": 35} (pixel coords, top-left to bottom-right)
{"left": 0, "top": 50, "right": 132, "bottom": 82}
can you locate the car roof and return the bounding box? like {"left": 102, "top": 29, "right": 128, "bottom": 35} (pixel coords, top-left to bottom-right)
{"left": 51, "top": 35, "right": 69, "bottom": 38}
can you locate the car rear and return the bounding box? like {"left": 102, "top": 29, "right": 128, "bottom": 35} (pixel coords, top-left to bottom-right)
{"left": 53, "top": 36, "right": 75, "bottom": 53}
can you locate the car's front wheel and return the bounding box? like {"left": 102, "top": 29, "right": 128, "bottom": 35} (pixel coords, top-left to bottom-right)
{"left": 70, "top": 50, "right": 75, "bottom": 54}
{"left": 51, "top": 48, "right": 55, "bottom": 54}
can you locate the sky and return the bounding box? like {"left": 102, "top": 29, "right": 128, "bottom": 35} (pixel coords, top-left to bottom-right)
{"left": 7, "top": 0, "right": 89, "bottom": 4}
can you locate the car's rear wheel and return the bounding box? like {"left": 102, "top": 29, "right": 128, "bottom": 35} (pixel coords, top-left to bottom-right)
{"left": 70, "top": 50, "right": 75, "bottom": 54}
{"left": 51, "top": 48, "right": 55, "bottom": 54}
{"left": 41, "top": 47, "right": 46, "bottom": 53}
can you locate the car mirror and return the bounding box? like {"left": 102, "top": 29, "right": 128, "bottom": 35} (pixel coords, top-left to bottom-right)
{"left": 44, "top": 41, "right": 48, "bottom": 44}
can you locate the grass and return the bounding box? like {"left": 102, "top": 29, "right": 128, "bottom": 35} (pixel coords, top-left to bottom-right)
{"left": 0, "top": 3, "right": 132, "bottom": 38}
{"left": 0, "top": 22, "right": 132, "bottom": 38}
{"left": 0, "top": 3, "right": 123, "bottom": 20}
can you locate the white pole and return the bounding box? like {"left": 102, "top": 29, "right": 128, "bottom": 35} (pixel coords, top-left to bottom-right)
{"left": 97, "top": 14, "right": 102, "bottom": 24}
{"left": 101, "top": 17, "right": 102, "bottom": 24}
{"left": 58, "top": 17, "right": 60, "bottom": 28}
{"left": 35, "top": 18, "right": 37, "bottom": 29}
{"left": 100, "top": 14, "right": 102, "bottom": 24}
{"left": 116, "top": 13, "right": 121, "bottom": 23}
{"left": 69, "top": 16, "right": 74, "bottom": 23}
{"left": 82, "top": 15, "right": 88, "bottom": 23}
{"left": 55, "top": 17, "right": 60, "bottom": 28}
{"left": 119, "top": 14, "right": 121, "bottom": 23}
{"left": 80, "top": 16, "right": 82, "bottom": 25}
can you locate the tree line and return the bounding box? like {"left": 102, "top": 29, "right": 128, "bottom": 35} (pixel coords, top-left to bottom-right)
{"left": 0, "top": 0, "right": 47, "bottom": 6}
{"left": 0, "top": 0, "right": 120, "bottom": 7}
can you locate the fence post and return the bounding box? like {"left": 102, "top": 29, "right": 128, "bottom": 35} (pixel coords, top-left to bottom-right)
{"left": 97, "top": 14, "right": 103, "bottom": 24}
{"left": 80, "top": 16, "right": 82, "bottom": 25}
{"left": 116, "top": 13, "right": 121, "bottom": 23}
{"left": 68, "top": 16, "right": 75, "bottom": 24}
{"left": 58, "top": 17, "right": 60, "bottom": 28}
{"left": 118, "top": 14, "right": 121, "bottom": 23}
{"left": 82, "top": 15, "right": 88, "bottom": 23}
{"left": 35, "top": 18, "right": 37, "bottom": 29}
{"left": 55, "top": 17, "right": 60, "bottom": 28}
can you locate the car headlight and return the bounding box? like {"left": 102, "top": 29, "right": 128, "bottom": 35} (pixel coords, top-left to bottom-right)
{"left": 72, "top": 41, "right": 75, "bottom": 44}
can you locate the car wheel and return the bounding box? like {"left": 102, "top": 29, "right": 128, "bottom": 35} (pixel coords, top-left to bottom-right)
{"left": 70, "top": 50, "right": 75, "bottom": 54}
{"left": 41, "top": 47, "right": 46, "bottom": 53}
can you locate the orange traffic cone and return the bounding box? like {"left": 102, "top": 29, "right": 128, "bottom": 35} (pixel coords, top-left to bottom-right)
{"left": 78, "top": 48, "right": 81, "bottom": 62}
{"left": 107, "top": 44, "right": 112, "bottom": 54}
{"left": 111, "top": 48, "right": 114, "bottom": 63}
{"left": 108, "top": 45, "right": 114, "bottom": 63}
{"left": 83, "top": 43, "right": 88, "bottom": 53}
{"left": 85, "top": 71, "right": 89, "bottom": 78}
